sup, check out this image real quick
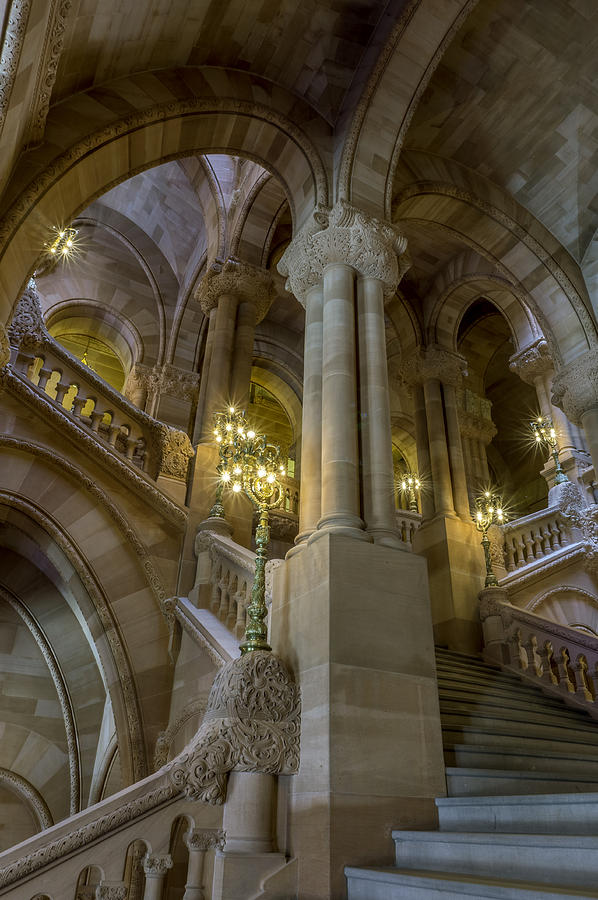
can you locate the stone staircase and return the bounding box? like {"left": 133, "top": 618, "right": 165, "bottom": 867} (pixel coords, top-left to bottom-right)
{"left": 346, "top": 647, "right": 598, "bottom": 899}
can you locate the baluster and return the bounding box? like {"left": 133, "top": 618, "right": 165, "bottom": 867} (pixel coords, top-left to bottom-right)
{"left": 210, "top": 565, "right": 221, "bottom": 613}
{"left": 532, "top": 529, "right": 543, "bottom": 559}
{"left": 107, "top": 424, "right": 120, "bottom": 447}
{"left": 38, "top": 367, "right": 54, "bottom": 392}
{"left": 509, "top": 629, "right": 528, "bottom": 670}
{"left": 522, "top": 530, "right": 534, "bottom": 564}
{"left": 542, "top": 641, "right": 560, "bottom": 686}
{"left": 557, "top": 647, "right": 576, "bottom": 693}
{"left": 527, "top": 635, "right": 543, "bottom": 677}
{"left": 235, "top": 584, "right": 248, "bottom": 639}
{"left": 71, "top": 395, "right": 87, "bottom": 419}
{"left": 515, "top": 535, "right": 526, "bottom": 567}
{"left": 575, "top": 655, "right": 595, "bottom": 702}
{"left": 539, "top": 524, "right": 551, "bottom": 555}
{"left": 54, "top": 380, "right": 69, "bottom": 406}
{"left": 90, "top": 410, "right": 104, "bottom": 432}
{"left": 125, "top": 435, "right": 138, "bottom": 460}
{"left": 15, "top": 350, "right": 34, "bottom": 375}
{"left": 218, "top": 571, "right": 230, "bottom": 621}
{"left": 504, "top": 536, "right": 516, "bottom": 571}
{"left": 228, "top": 591, "right": 241, "bottom": 631}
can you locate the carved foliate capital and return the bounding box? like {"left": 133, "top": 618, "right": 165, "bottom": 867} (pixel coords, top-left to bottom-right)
{"left": 457, "top": 388, "right": 497, "bottom": 444}
{"left": 169, "top": 650, "right": 300, "bottom": 804}
{"left": 195, "top": 257, "right": 274, "bottom": 322}
{"left": 184, "top": 827, "right": 226, "bottom": 852}
{"left": 95, "top": 885, "right": 127, "bottom": 900}
{"left": 143, "top": 852, "right": 173, "bottom": 876}
{"left": 509, "top": 339, "right": 554, "bottom": 384}
{"left": 552, "top": 349, "right": 598, "bottom": 424}
{"left": 7, "top": 279, "right": 48, "bottom": 349}
{"left": 146, "top": 363, "right": 200, "bottom": 403}
{"left": 123, "top": 363, "right": 153, "bottom": 402}
{"left": 398, "top": 346, "right": 467, "bottom": 388}
{"left": 278, "top": 199, "right": 409, "bottom": 305}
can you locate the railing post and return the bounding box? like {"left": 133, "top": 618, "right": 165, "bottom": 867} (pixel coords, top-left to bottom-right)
{"left": 183, "top": 829, "right": 225, "bottom": 900}
{"left": 142, "top": 853, "right": 173, "bottom": 900}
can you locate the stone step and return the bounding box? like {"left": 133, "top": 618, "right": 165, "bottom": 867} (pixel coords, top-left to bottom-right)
{"left": 436, "top": 791, "right": 598, "bottom": 833}
{"left": 440, "top": 701, "right": 598, "bottom": 733}
{"left": 445, "top": 766, "right": 598, "bottom": 797}
{"left": 445, "top": 743, "right": 598, "bottom": 777}
{"left": 392, "top": 831, "right": 598, "bottom": 890}
{"left": 437, "top": 680, "right": 588, "bottom": 713}
{"left": 441, "top": 724, "right": 598, "bottom": 753}
{"left": 435, "top": 662, "right": 525, "bottom": 686}
{"left": 345, "top": 866, "right": 598, "bottom": 900}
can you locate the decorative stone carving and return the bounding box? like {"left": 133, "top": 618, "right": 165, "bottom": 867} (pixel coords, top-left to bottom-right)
{"left": 142, "top": 852, "right": 173, "bottom": 876}
{"left": 278, "top": 199, "right": 409, "bottom": 304}
{"left": 552, "top": 349, "right": 598, "bottom": 424}
{"left": 487, "top": 524, "right": 506, "bottom": 571}
{"left": 553, "top": 480, "right": 598, "bottom": 575}
{"left": 27, "top": 0, "right": 74, "bottom": 146}
{"left": 0, "top": 323, "right": 10, "bottom": 368}
{"left": 399, "top": 346, "right": 467, "bottom": 388}
{"left": 169, "top": 650, "right": 300, "bottom": 804}
{"left": 156, "top": 363, "right": 200, "bottom": 402}
{"left": 479, "top": 587, "right": 513, "bottom": 628}
{"left": 0, "top": 0, "right": 33, "bottom": 130}
{"left": 457, "top": 387, "right": 497, "bottom": 444}
{"left": 153, "top": 697, "right": 208, "bottom": 769}
{"left": 157, "top": 424, "right": 195, "bottom": 480}
{"left": 509, "top": 338, "right": 554, "bottom": 384}
{"left": 7, "top": 279, "right": 47, "bottom": 349}
{"left": 123, "top": 363, "right": 153, "bottom": 404}
{"left": 184, "top": 827, "right": 226, "bottom": 852}
{"left": 195, "top": 257, "right": 274, "bottom": 323}
{"left": 95, "top": 884, "right": 128, "bottom": 900}
{"left": 0, "top": 767, "right": 53, "bottom": 829}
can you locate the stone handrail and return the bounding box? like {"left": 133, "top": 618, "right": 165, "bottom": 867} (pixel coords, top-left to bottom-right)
{"left": 395, "top": 508, "right": 421, "bottom": 549}
{"left": 501, "top": 505, "right": 579, "bottom": 572}
{"left": 7, "top": 283, "right": 194, "bottom": 483}
{"left": 481, "top": 589, "right": 598, "bottom": 718}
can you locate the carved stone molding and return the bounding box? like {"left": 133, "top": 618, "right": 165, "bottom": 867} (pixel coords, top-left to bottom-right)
{"left": 142, "top": 852, "right": 173, "bottom": 876}
{"left": 195, "top": 257, "right": 274, "bottom": 322}
{"left": 123, "top": 363, "right": 153, "bottom": 403}
{"left": 26, "top": 0, "right": 73, "bottom": 146}
{"left": 95, "top": 884, "right": 128, "bottom": 900}
{"left": 0, "top": 767, "right": 53, "bottom": 830}
{"left": 161, "top": 596, "right": 229, "bottom": 670}
{"left": 399, "top": 345, "right": 467, "bottom": 388}
{"left": 278, "top": 199, "right": 409, "bottom": 305}
{"left": 169, "top": 650, "right": 300, "bottom": 804}
{"left": 151, "top": 363, "right": 200, "bottom": 403}
{"left": 153, "top": 696, "right": 208, "bottom": 770}
{"left": 553, "top": 480, "right": 598, "bottom": 576}
{"left": 509, "top": 338, "right": 554, "bottom": 384}
{"left": 185, "top": 827, "right": 226, "bottom": 853}
{"left": 479, "top": 587, "right": 512, "bottom": 628}
{"left": 0, "top": 0, "right": 33, "bottom": 133}
{"left": 552, "top": 349, "right": 598, "bottom": 424}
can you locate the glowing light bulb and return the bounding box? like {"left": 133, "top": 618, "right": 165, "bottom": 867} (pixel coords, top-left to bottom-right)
{"left": 232, "top": 482, "right": 242, "bottom": 493}
{"left": 237, "top": 426, "right": 244, "bottom": 434}
{"left": 66, "top": 239, "right": 73, "bottom": 247}
{"left": 484, "top": 491, "right": 490, "bottom": 498}
{"left": 216, "top": 435, "right": 222, "bottom": 443}
{"left": 221, "top": 471, "right": 230, "bottom": 482}
{"left": 225, "top": 423, "right": 232, "bottom": 431}
{"left": 247, "top": 430, "right": 255, "bottom": 439}
{"left": 266, "top": 473, "right": 275, "bottom": 483}
{"left": 213, "top": 428, "right": 219, "bottom": 436}
{"left": 229, "top": 406, "right": 235, "bottom": 413}
{"left": 233, "top": 466, "right": 242, "bottom": 475}
{"left": 257, "top": 467, "right": 266, "bottom": 478}
{"left": 477, "top": 511, "right": 482, "bottom": 521}
{"left": 59, "top": 231, "right": 65, "bottom": 238}
{"left": 50, "top": 247, "right": 56, "bottom": 254}
{"left": 62, "top": 246, "right": 69, "bottom": 254}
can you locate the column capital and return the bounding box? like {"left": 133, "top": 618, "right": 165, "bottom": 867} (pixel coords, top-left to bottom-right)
{"left": 184, "top": 827, "right": 226, "bottom": 852}
{"left": 399, "top": 346, "right": 467, "bottom": 388}
{"left": 277, "top": 199, "right": 409, "bottom": 305}
{"left": 95, "top": 884, "right": 128, "bottom": 900}
{"left": 552, "top": 349, "right": 598, "bottom": 424}
{"left": 195, "top": 257, "right": 274, "bottom": 322}
{"left": 509, "top": 338, "right": 554, "bottom": 384}
{"left": 142, "top": 852, "right": 173, "bottom": 876}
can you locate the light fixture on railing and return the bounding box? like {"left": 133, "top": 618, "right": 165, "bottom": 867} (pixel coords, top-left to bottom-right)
{"left": 530, "top": 416, "right": 567, "bottom": 485}
{"left": 400, "top": 471, "right": 421, "bottom": 512}
{"left": 474, "top": 490, "right": 506, "bottom": 587}
{"left": 213, "top": 406, "right": 285, "bottom": 654}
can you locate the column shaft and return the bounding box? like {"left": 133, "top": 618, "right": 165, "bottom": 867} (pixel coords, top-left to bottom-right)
{"left": 357, "top": 275, "right": 399, "bottom": 546}
{"left": 193, "top": 309, "right": 217, "bottom": 442}
{"left": 230, "top": 300, "right": 257, "bottom": 412}
{"left": 317, "top": 263, "right": 365, "bottom": 537}
{"left": 413, "top": 384, "right": 434, "bottom": 519}
{"left": 443, "top": 383, "right": 471, "bottom": 520}
{"left": 423, "top": 378, "right": 455, "bottom": 516}
{"left": 293, "top": 284, "right": 323, "bottom": 549}
{"left": 202, "top": 292, "right": 238, "bottom": 429}
{"left": 581, "top": 407, "right": 598, "bottom": 475}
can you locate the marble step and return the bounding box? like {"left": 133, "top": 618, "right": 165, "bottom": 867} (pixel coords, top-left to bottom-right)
{"left": 345, "top": 866, "right": 598, "bottom": 899}
{"left": 445, "top": 766, "right": 598, "bottom": 797}
{"left": 435, "top": 662, "right": 525, "bottom": 685}
{"left": 437, "top": 791, "right": 598, "bottom": 833}
{"left": 437, "top": 680, "right": 589, "bottom": 712}
{"left": 392, "top": 831, "right": 598, "bottom": 890}
{"left": 441, "top": 723, "right": 598, "bottom": 752}
{"left": 446, "top": 742, "right": 598, "bottom": 776}
{"left": 439, "top": 701, "right": 598, "bottom": 733}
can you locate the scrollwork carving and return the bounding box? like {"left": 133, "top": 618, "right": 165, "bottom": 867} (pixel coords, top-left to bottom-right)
{"left": 7, "top": 279, "right": 47, "bottom": 349}
{"left": 278, "top": 199, "right": 408, "bottom": 304}
{"left": 0, "top": 0, "right": 33, "bottom": 131}
{"left": 169, "top": 650, "right": 300, "bottom": 804}
{"left": 157, "top": 424, "right": 195, "bottom": 480}
{"left": 509, "top": 338, "right": 554, "bottom": 384}
{"left": 184, "top": 827, "right": 226, "bottom": 852}
{"left": 553, "top": 480, "right": 598, "bottom": 575}
{"left": 142, "top": 852, "right": 173, "bottom": 876}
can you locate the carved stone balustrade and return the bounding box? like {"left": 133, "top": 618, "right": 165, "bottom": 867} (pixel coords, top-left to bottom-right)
{"left": 395, "top": 508, "right": 421, "bottom": 549}
{"left": 480, "top": 589, "right": 598, "bottom": 719}
{"left": 501, "top": 507, "right": 580, "bottom": 573}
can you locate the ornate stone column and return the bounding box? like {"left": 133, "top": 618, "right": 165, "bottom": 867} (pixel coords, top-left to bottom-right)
{"left": 552, "top": 348, "right": 598, "bottom": 475}
{"left": 279, "top": 199, "right": 408, "bottom": 545}
{"left": 183, "top": 829, "right": 225, "bottom": 900}
{"left": 142, "top": 852, "right": 173, "bottom": 900}
{"left": 194, "top": 258, "right": 274, "bottom": 437}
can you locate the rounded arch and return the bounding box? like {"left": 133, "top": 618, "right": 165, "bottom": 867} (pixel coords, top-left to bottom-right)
{"left": 46, "top": 303, "right": 139, "bottom": 377}
{"left": 0, "top": 768, "right": 53, "bottom": 831}
{"left": 250, "top": 363, "right": 302, "bottom": 446}
{"left": 0, "top": 90, "right": 329, "bottom": 323}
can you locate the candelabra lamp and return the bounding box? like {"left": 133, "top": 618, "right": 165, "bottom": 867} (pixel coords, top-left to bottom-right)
{"left": 474, "top": 490, "right": 506, "bottom": 587}
{"left": 531, "top": 416, "right": 567, "bottom": 485}
{"left": 213, "top": 406, "right": 285, "bottom": 654}
{"left": 400, "top": 472, "right": 421, "bottom": 512}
